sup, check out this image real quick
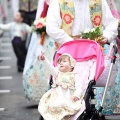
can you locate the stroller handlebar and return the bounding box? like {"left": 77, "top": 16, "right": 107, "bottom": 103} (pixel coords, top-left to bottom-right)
{"left": 106, "top": 42, "right": 117, "bottom": 54}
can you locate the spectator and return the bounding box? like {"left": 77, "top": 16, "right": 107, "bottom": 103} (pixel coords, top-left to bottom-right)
{"left": 0, "top": 11, "right": 32, "bottom": 72}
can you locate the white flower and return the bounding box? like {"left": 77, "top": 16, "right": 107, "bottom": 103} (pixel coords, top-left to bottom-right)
{"left": 43, "top": 22, "right": 46, "bottom": 26}
{"left": 91, "top": 28, "right": 95, "bottom": 32}
{"left": 84, "top": 28, "right": 90, "bottom": 33}
{"left": 34, "top": 19, "right": 39, "bottom": 25}
{"left": 33, "top": 18, "right": 46, "bottom": 27}
{"left": 39, "top": 18, "right": 45, "bottom": 23}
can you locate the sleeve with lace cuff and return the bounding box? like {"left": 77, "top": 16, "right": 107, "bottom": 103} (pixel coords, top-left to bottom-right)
{"left": 42, "top": 57, "right": 58, "bottom": 78}
{"left": 73, "top": 74, "right": 83, "bottom": 99}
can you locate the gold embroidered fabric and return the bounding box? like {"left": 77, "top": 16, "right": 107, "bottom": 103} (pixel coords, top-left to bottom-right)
{"left": 19, "top": 0, "right": 38, "bottom": 12}
{"left": 59, "top": 0, "right": 102, "bottom": 36}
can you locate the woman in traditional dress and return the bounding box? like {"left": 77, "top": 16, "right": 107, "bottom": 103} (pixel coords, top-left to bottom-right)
{"left": 46, "top": 0, "right": 118, "bottom": 116}
{"left": 23, "top": 0, "right": 56, "bottom": 101}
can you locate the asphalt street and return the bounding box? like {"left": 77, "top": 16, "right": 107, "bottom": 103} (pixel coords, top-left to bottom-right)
{"left": 0, "top": 4, "right": 40, "bottom": 119}
{"left": 0, "top": 33, "right": 40, "bottom": 120}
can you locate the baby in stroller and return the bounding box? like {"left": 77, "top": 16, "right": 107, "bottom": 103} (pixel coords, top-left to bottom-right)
{"left": 38, "top": 53, "right": 85, "bottom": 120}
{"left": 38, "top": 39, "right": 108, "bottom": 120}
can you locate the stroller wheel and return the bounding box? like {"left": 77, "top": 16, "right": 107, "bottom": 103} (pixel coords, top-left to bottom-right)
{"left": 77, "top": 113, "right": 88, "bottom": 120}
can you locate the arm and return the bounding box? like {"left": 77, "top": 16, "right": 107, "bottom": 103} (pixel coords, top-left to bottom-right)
{"left": 40, "top": 56, "right": 58, "bottom": 78}
{"left": 46, "top": 0, "right": 73, "bottom": 45}
{"left": 0, "top": 22, "right": 13, "bottom": 31}
{"left": 102, "top": 0, "right": 118, "bottom": 43}
{"left": 73, "top": 74, "right": 83, "bottom": 99}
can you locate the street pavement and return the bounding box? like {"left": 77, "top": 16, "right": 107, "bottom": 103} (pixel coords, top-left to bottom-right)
{"left": 0, "top": 3, "right": 40, "bottom": 120}
{"left": 0, "top": 33, "right": 40, "bottom": 120}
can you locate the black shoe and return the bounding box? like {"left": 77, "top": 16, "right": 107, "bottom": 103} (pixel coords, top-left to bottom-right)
{"left": 39, "top": 115, "right": 44, "bottom": 120}
{"left": 18, "top": 68, "right": 23, "bottom": 72}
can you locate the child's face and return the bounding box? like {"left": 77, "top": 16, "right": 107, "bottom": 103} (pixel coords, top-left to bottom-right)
{"left": 57, "top": 57, "right": 72, "bottom": 72}
{"left": 14, "top": 12, "right": 23, "bottom": 23}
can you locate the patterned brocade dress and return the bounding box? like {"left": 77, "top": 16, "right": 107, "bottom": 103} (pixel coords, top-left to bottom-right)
{"left": 38, "top": 63, "right": 85, "bottom": 120}
{"left": 95, "top": 44, "right": 120, "bottom": 115}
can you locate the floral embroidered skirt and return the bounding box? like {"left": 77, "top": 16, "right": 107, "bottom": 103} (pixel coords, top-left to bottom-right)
{"left": 38, "top": 87, "right": 84, "bottom": 120}
{"left": 95, "top": 44, "right": 120, "bottom": 115}
{"left": 23, "top": 35, "right": 55, "bottom": 101}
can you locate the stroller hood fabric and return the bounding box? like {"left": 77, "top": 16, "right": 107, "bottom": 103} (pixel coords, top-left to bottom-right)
{"left": 54, "top": 40, "right": 105, "bottom": 80}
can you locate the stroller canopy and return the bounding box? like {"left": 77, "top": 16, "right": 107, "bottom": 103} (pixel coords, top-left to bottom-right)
{"left": 54, "top": 40, "right": 105, "bottom": 80}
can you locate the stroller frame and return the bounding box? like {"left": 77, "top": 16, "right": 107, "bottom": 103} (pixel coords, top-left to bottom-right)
{"left": 39, "top": 43, "right": 117, "bottom": 120}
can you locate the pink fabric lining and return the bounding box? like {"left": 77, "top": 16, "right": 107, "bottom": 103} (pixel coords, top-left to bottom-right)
{"left": 116, "top": 36, "right": 120, "bottom": 44}
{"left": 54, "top": 40, "right": 105, "bottom": 80}
{"left": 106, "top": 0, "right": 120, "bottom": 19}
{"left": 111, "top": 9, "right": 120, "bottom": 19}
{"left": 71, "top": 100, "right": 85, "bottom": 120}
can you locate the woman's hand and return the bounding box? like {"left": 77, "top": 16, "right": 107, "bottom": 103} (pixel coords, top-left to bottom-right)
{"left": 99, "top": 36, "right": 108, "bottom": 46}
{"left": 72, "top": 35, "right": 81, "bottom": 40}
{"left": 39, "top": 52, "right": 45, "bottom": 61}
{"left": 73, "top": 96, "right": 79, "bottom": 102}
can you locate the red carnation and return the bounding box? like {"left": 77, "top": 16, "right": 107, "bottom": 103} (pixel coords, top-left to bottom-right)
{"left": 63, "top": 14, "right": 73, "bottom": 24}
{"left": 36, "top": 23, "right": 43, "bottom": 29}
{"left": 93, "top": 15, "right": 101, "bottom": 26}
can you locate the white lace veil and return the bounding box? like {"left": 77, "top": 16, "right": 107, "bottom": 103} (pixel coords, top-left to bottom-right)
{"left": 106, "top": 0, "right": 120, "bottom": 19}
{"left": 23, "top": 0, "right": 48, "bottom": 75}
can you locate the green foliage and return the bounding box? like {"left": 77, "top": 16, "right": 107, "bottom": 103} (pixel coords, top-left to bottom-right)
{"left": 81, "top": 27, "right": 103, "bottom": 41}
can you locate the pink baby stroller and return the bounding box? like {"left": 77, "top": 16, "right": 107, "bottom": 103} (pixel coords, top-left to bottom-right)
{"left": 40, "top": 39, "right": 117, "bottom": 120}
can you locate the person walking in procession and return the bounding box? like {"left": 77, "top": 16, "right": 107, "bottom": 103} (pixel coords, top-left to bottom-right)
{"left": 46, "top": 0, "right": 118, "bottom": 116}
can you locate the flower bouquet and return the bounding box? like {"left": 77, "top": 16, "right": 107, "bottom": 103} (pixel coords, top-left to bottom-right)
{"left": 81, "top": 27, "right": 103, "bottom": 42}
{"left": 32, "top": 17, "right": 46, "bottom": 45}
{"left": 81, "top": 27, "right": 104, "bottom": 49}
